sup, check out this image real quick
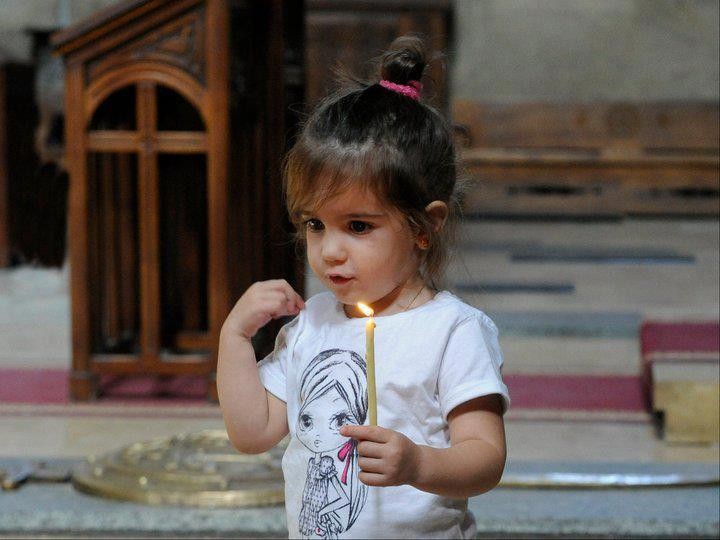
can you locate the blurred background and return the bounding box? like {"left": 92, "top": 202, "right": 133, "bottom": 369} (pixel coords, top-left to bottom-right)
{"left": 0, "top": 1, "right": 718, "bottom": 538}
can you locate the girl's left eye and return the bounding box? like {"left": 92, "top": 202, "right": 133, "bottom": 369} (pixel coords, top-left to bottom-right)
{"left": 348, "top": 221, "right": 372, "bottom": 234}
{"left": 330, "top": 412, "right": 352, "bottom": 430}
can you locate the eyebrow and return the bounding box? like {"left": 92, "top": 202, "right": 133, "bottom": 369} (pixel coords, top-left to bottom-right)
{"left": 299, "top": 211, "right": 386, "bottom": 220}
{"left": 340, "top": 213, "right": 385, "bottom": 219}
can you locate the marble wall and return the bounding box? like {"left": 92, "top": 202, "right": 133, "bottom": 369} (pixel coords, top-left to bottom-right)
{"left": 452, "top": 0, "right": 719, "bottom": 102}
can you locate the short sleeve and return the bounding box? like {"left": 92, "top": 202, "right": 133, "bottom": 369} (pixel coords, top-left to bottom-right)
{"left": 437, "top": 315, "right": 510, "bottom": 421}
{"left": 256, "top": 315, "right": 301, "bottom": 403}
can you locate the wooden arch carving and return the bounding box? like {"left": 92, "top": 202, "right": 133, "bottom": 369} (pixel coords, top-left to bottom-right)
{"left": 85, "top": 62, "right": 208, "bottom": 126}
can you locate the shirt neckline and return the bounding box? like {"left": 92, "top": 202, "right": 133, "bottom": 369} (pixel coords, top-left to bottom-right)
{"left": 331, "top": 290, "right": 453, "bottom": 324}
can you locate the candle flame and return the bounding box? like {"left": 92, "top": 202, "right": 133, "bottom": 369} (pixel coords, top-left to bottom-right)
{"left": 357, "top": 302, "right": 374, "bottom": 317}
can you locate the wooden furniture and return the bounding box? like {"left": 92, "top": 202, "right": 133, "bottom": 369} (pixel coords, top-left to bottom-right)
{"left": 641, "top": 321, "right": 719, "bottom": 443}
{"left": 305, "top": 0, "right": 451, "bottom": 110}
{"left": 52, "top": 0, "right": 304, "bottom": 400}
{"left": 452, "top": 101, "right": 720, "bottom": 217}
{"left": 0, "top": 63, "right": 38, "bottom": 267}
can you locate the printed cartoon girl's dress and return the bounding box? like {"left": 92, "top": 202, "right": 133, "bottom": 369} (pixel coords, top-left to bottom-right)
{"left": 299, "top": 456, "right": 342, "bottom": 538}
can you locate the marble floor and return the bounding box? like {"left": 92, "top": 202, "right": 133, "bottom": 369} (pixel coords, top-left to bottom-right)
{"left": 1, "top": 218, "right": 718, "bottom": 464}
{"left": 1, "top": 410, "right": 718, "bottom": 463}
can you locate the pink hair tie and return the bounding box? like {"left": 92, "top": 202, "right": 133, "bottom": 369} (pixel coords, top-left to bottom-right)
{"left": 379, "top": 79, "right": 423, "bottom": 101}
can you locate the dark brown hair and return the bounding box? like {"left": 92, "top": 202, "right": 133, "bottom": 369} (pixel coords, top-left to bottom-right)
{"left": 284, "top": 36, "right": 459, "bottom": 289}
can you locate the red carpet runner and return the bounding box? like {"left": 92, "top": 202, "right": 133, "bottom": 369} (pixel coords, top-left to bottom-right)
{"left": 0, "top": 369, "right": 645, "bottom": 411}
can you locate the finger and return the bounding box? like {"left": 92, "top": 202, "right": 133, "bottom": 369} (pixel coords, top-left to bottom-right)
{"left": 294, "top": 291, "right": 305, "bottom": 311}
{"left": 358, "top": 471, "right": 388, "bottom": 487}
{"left": 278, "top": 281, "right": 305, "bottom": 312}
{"left": 357, "top": 440, "right": 384, "bottom": 459}
{"left": 267, "top": 282, "right": 303, "bottom": 314}
{"left": 259, "top": 290, "right": 286, "bottom": 303}
{"left": 289, "top": 293, "right": 305, "bottom": 314}
{"left": 341, "top": 424, "right": 391, "bottom": 443}
{"left": 266, "top": 278, "right": 290, "bottom": 289}
{"left": 358, "top": 456, "right": 384, "bottom": 474}
{"left": 262, "top": 292, "right": 298, "bottom": 318}
{"left": 271, "top": 279, "right": 295, "bottom": 299}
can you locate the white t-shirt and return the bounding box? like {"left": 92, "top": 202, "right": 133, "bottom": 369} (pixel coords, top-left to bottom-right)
{"left": 257, "top": 290, "right": 510, "bottom": 539}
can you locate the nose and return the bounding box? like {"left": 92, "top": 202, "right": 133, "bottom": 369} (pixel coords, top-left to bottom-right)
{"left": 321, "top": 231, "right": 347, "bottom": 264}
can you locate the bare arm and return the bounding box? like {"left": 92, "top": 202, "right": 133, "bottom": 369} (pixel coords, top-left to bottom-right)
{"left": 341, "top": 394, "right": 506, "bottom": 499}
{"left": 216, "top": 280, "right": 304, "bottom": 454}
{"left": 411, "top": 395, "right": 506, "bottom": 499}
{"left": 217, "top": 330, "right": 289, "bottom": 453}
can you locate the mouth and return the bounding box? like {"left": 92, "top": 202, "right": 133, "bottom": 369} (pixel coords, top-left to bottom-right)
{"left": 328, "top": 275, "right": 354, "bottom": 286}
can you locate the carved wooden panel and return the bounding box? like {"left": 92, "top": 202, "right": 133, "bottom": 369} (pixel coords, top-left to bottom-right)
{"left": 87, "top": 8, "right": 206, "bottom": 87}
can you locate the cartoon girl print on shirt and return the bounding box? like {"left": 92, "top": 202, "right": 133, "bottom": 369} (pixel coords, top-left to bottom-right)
{"left": 296, "top": 349, "right": 369, "bottom": 539}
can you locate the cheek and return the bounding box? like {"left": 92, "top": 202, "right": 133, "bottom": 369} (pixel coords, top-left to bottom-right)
{"left": 305, "top": 240, "right": 321, "bottom": 267}
{"left": 368, "top": 236, "right": 411, "bottom": 270}
{"left": 385, "top": 235, "right": 417, "bottom": 271}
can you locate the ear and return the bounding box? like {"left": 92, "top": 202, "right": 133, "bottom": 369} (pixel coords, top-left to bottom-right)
{"left": 425, "top": 201, "right": 448, "bottom": 232}
{"left": 415, "top": 201, "right": 448, "bottom": 250}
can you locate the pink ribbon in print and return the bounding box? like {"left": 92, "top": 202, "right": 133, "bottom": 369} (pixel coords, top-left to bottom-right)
{"left": 337, "top": 438, "right": 357, "bottom": 485}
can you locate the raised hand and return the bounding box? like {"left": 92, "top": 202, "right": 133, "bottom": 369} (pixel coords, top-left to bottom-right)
{"left": 222, "top": 279, "right": 305, "bottom": 340}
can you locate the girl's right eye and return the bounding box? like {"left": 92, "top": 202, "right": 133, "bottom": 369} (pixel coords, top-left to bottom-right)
{"left": 305, "top": 219, "right": 324, "bottom": 232}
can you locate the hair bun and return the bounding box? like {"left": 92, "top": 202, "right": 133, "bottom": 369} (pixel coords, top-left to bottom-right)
{"left": 380, "top": 35, "right": 427, "bottom": 84}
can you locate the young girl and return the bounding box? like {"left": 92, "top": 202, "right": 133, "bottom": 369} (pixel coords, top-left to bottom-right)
{"left": 218, "top": 36, "right": 510, "bottom": 539}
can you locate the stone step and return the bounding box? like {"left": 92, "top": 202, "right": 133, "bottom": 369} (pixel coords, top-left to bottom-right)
{"left": 458, "top": 219, "right": 720, "bottom": 253}
{"left": 447, "top": 253, "right": 718, "bottom": 316}
{"left": 499, "top": 336, "right": 640, "bottom": 375}
{"left": 449, "top": 218, "right": 719, "bottom": 319}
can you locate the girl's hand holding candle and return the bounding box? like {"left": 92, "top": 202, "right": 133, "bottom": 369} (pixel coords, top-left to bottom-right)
{"left": 357, "top": 302, "right": 377, "bottom": 426}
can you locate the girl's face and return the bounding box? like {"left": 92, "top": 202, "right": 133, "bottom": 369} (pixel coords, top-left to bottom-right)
{"left": 297, "top": 386, "right": 357, "bottom": 453}
{"left": 303, "top": 185, "right": 423, "bottom": 315}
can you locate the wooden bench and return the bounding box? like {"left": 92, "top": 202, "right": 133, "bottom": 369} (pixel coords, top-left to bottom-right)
{"left": 640, "top": 321, "right": 719, "bottom": 443}
{"left": 452, "top": 100, "right": 720, "bottom": 217}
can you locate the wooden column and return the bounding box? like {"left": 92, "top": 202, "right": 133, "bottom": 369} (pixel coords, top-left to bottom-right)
{"left": 205, "top": 0, "right": 230, "bottom": 399}
{"left": 65, "top": 62, "right": 96, "bottom": 399}
{"left": 137, "top": 82, "right": 161, "bottom": 365}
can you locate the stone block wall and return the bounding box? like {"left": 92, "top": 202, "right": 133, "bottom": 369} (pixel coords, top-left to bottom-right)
{"left": 451, "top": 0, "right": 719, "bottom": 102}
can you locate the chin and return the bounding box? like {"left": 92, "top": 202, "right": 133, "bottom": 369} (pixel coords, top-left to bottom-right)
{"left": 332, "top": 292, "right": 356, "bottom": 305}
{"left": 326, "top": 286, "right": 357, "bottom": 304}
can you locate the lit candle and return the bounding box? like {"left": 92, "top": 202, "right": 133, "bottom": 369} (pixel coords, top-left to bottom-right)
{"left": 357, "top": 302, "right": 377, "bottom": 425}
